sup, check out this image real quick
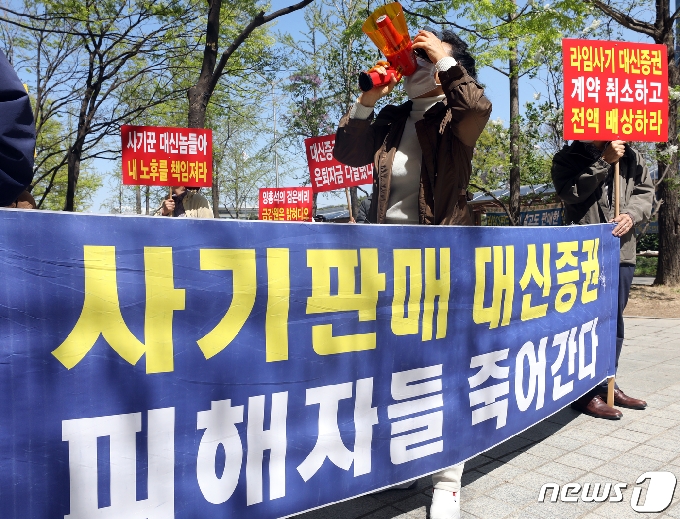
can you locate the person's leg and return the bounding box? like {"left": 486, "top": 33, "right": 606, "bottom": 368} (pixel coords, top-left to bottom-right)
{"left": 615, "top": 263, "right": 635, "bottom": 375}
{"left": 432, "top": 464, "right": 464, "bottom": 492}
{"left": 596, "top": 262, "right": 634, "bottom": 392}
{"left": 430, "top": 464, "right": 464, "bottom": 519}
{"left": 608, "top": 263, "right": 646, "bottom": 408}
{"left": 574, "top": 263, "right": 635, "bottom": 419}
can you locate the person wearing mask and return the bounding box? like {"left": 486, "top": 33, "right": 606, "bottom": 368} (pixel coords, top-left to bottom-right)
{"left": 155, "top": 186, "right": 214, "bottom": 218}
{"left": 551, "top": 140, "right": 654, "bottom": 419}
{"left": 334, "top": 27, "right": 492, "bottom": 519}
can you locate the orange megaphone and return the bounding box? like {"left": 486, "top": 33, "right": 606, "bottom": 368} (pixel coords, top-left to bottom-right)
{"left": 359, "top": 2, "right": 417, "bottom": 92}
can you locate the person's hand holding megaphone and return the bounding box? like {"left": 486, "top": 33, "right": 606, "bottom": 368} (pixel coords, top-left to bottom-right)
{"left": 358, "top": 60, "right": 400, "bottom": 108}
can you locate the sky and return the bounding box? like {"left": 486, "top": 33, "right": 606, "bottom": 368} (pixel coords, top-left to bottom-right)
{"left": 86, "top": 0, "right": 661, "bottom": 213}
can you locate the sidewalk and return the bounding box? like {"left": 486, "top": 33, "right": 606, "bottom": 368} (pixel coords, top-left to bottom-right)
{"left": 293, "top": 317, "right": 680, "bottom": 519}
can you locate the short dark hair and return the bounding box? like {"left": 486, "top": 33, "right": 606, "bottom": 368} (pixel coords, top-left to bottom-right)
{"left": 440, "top": 29, "right": 477, "bottom": 79}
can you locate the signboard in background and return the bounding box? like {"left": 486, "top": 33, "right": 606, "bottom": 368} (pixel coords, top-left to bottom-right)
{"left": 259, "top": 187, "right": 313, "bottom": 221}
{"left": 121, "top": 125, "right": 213, "bottom": 187}
{"left": 563, "top": 39, "right": 668, "bottom": 142}
{"left": 304, "top": 135, "right": 373, "bottom": 192}
{"left": 483, "top": 204, "right": 564, "bottom": 227}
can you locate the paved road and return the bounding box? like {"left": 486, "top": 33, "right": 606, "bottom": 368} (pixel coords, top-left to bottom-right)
{"left": 294, "top": 317, "right": 680, "bottom": 519}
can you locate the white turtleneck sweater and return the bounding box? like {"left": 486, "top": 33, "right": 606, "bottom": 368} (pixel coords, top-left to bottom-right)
{"left": 385, "top": 94, "right": 445, "bottom": 223}
{"left": 349, "top": 57, "right": 455, "bottom": 224}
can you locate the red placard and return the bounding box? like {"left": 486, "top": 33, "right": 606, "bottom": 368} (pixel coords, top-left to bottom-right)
{"left": 304, "top": 135, "right": 373, "bottom": 192}
{"left": 563, "top": 39, "right": 668, "bottom": 142}
{"left": 121, "top": 125, "right": 213, "bottom": 187}
{"left": 259, "top": 187, "right": 313, "bottom": 221}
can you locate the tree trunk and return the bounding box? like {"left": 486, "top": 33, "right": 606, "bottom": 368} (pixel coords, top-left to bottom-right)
{"left": 135, "top": 185, "right": 142, "bottom": 214}
{"left": 188, "top": 0, "right": 221, "bottom": 129}
{"left": 145, "top": 185, "right": 150, "bottom": 215}
{"left": 64, "top": 148, "right": 80, "bottom": 211}
{"left": 350, "top": 186, "right": 358, "bottom": 219}
{"left": 508, "top": 31, "right": 521, "bottom": 226}
{"left": 588, "top": 0, "right": 680, "bottom": 285}
{"left": 655, "top": 21, "right": 680, "bottom": 285}
{"left": 212, "top": 169, "right": 220, "bottom": 217}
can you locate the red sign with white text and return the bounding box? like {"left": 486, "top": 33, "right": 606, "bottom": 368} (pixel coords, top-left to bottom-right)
{"left": 304, "top": 135, "right": 373, "bottom": 192}
{"left": 563, "top": 39, "right": 668, "bottom": 142}
{"left": 259, "top": 187, "right": 313, "bottom": 221}
{"left": 121, "top": 125, "right": 213, "bottom": 187}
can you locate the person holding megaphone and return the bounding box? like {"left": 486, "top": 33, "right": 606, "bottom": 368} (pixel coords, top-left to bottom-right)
{"left": 334, "top": 8, "right": 491, "bottom": 228}
{"left": 334, "top": 4, "right": 491, "bottom": 519}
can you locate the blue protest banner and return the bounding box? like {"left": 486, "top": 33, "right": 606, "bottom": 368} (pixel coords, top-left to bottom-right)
{"left": 0, "top": 210, "right": 619, "bottom": 518}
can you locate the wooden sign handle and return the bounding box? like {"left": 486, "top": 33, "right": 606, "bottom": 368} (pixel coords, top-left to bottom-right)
{"left": 608, "top": 160, "right": 620, "bottom": 407}
{"left": 345, "top": 188, "right": 353, "bottom": 221}
{"left": 614, "top": 162, "right": 620, "bottom": 218}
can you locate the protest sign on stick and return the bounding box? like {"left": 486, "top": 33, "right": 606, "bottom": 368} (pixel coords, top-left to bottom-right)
{"left": 563, "top": 39, "right": 668, "bottom": 142}
{"left": 304, "top": 135, "right": 373, "bottom": 193}
{"left": 563, "top": 38, "right": 668, "bottom": 406}
{"left": 121, "top": 125, "right": 213, "bottom": 187}
{"left": 259, "top": 187, "right": 313, "bottom": 221}
{"left": 305, "top": 135, "right": 372, "bottom": 218}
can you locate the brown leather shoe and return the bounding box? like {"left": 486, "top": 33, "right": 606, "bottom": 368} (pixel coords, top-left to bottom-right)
{"left": 611, "top": 388, "right": 647, "bottom": 410}
{"left": 571, "top": 394, "right": 623, "bottom": 420}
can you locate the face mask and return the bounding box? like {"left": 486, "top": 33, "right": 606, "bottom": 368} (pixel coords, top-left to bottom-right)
{"left": 404, "top": 58, "right": 440, "bottom": 99}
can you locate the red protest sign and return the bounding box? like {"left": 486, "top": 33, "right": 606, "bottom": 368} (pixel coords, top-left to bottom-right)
{"left": 121, "top": 125, "right": 213, "bottom": 187}
{"left": 563, "top": 39, "right": 668, "bottom": 142}
{"left": 259, "top": 187, "right": 313, "bottom": 221}
{"left": 304, "top": 135, "right": 373, "bottom": 192}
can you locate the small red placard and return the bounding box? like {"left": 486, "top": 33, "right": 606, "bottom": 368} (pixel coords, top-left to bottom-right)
{"left": 304, "top": 135, "right": 373, "bottom": 193}
{"left": 259, "top": 187, "right": 313, "bottom": 221}
{"left": 121, "top": 125, "right": 213, "bottom": 187}
{"left": 563, "top": 39, "right": 668, "bottom": 142}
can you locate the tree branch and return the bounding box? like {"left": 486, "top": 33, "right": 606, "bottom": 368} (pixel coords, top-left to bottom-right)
{"left": 209, "top": 0, "right": 315, "bottom": 94}
{"left": 584, "top": 0, "right": 656, "bottom": 38}
{"left": 469, "top": 182, "right": 517, "bottom": 226}
{"left": 401, "top": 8, "right": 488, "bottom": 40}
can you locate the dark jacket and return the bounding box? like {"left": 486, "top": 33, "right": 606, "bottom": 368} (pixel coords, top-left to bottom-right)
{"left": 551, "top": 141, "right": 654, "bottom": 264}
{"left": 334, "top": 64, "right": 491, "bottom": 225}
{"left": 0, "top": 51, "right": 35, "bottom": 206}
{"left": 356, "top": 195, "right": 372, "bottom": 223}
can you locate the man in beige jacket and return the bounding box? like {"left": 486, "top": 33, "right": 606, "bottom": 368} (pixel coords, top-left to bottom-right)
{"left": 551, "top": 140, "right": 654, "bottom": 420}
{"left": 155, "top": 186, "right": 214, "bottom": 218}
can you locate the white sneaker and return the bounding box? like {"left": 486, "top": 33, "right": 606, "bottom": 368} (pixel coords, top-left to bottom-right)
{"left": 430, "top": 488, "right": 460, "bottom": 519}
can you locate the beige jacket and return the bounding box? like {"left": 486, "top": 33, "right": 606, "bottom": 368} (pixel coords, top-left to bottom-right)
{"left": 551, "top": 141, "right": 654, "bottom": 264}
{"left": 154, "top": 190, "right": 214, "bottom": 218}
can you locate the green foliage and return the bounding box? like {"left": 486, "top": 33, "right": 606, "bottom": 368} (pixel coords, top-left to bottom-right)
{"left": 637, "top": 232, "right": 659, "bottom": 252}
{"left": 635, "top": 256, "right": 657, "bottom": 276}
{"left": 471, "top": 118, "right": 510, "bottom": 191}
{"left": 280, "top": 0, "right": 377, "bottom": 146}
{"left": 29, "top": 99, "right": 103, "bottom": 211}
{"left": 471, "top": 101, "right": 557, "bottom": 193}
{"left": 413, "top": 0, "right": 589, "bottom": 78}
